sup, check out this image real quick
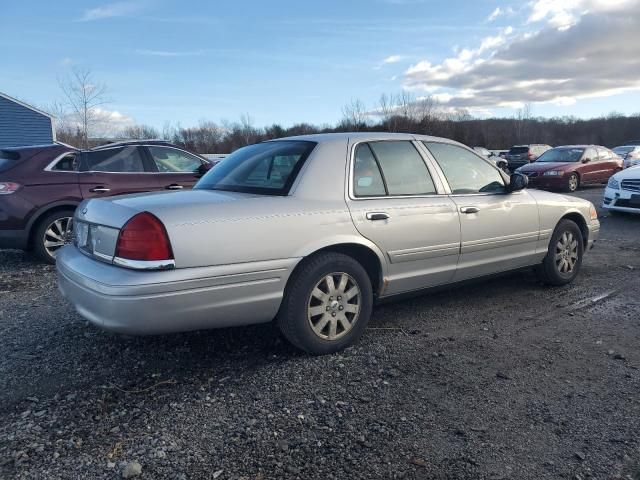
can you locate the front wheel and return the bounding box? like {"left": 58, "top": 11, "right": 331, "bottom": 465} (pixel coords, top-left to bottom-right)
{"left": 565, "top": 173, "right": 579, "bottom": 192}
{"left": 33, "top": 210, "right": 75, "bottom": 264}
{"left": 535, "top": 219, "right": 584, "bottom": 286}
{"left": 277, "top": 253, "right": 373, "bottom": 355}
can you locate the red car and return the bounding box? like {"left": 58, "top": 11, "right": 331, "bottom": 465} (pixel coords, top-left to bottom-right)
{"left": 516, "top": 145, "right": 623, "bottom": 193}
{"left": 0, "top": 140, "right": 212, "bottom": 262}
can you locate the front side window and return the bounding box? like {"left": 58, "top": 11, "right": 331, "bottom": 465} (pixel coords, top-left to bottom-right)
{"left": 148, "top": 147, "right": 203, "bottom": 173}
{"left": 83, "top": 147, "right": 145, "bottom": 173}
{"left": 424, "top": 142, "right": 504, "bottom": 194}
{"left": 195, "top": 141, "right": 315, "bottom": 195}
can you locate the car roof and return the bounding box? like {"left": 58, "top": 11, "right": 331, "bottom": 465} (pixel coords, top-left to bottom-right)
{"left": 551, "top": 145, "right": 599, "bottom": 148}
{"left": 267, "top": 131, "right": 463, "bottom": 146}
{"left": 91, "top": 139, "right": 177, "bottom": 150}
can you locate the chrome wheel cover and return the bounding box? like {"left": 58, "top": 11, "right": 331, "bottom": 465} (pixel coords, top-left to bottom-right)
{"left": 568, "top": 175, "right": 578, "bottom": 191}
{"left": 43, "top": 217, "right": 73, "bottom": 258}
{"left": 555, "top": 231, "right": 579, "bottom": 274}
{"left": 307, "top": 272, "right": 361, "bottom": 341}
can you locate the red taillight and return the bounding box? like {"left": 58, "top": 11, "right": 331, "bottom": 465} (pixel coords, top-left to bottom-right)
{"left": 115, "top": 212, "right": 173, "bottom": 261}
{"left": 0, "top": 182, "right": 21, "bottom": 195}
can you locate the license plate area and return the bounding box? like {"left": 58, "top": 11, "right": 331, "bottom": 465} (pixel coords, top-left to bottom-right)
{"left": 630, "top": 195, "right": 640, "bottom": 207}
{"left": 74, "top": 220, "right": 119, "bottom": 261}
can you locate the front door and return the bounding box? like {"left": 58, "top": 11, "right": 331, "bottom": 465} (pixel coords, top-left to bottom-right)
{"left": 422, "top": 141, "right": 541, "bottom": 281}
{"left": 78, "top": 146, "right": 162, "bottom": 199}
{"left": 345, "top": 140, "right": 461, "bottom": 296}
{"left": 144, "top": 145, "right": 207, "bottom": 191}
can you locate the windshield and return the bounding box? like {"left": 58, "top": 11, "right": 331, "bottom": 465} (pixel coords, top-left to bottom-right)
{"left": 613, "top": 146, "right": 634, "bottom": 155}
{"left": 194, "top": 141, "right": 316, "bottom": 195}
{"left": 536, "top": 148, "right": 584, "bottom": 163}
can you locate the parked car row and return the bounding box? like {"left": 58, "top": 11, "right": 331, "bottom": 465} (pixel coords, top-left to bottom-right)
{"left": 0, "top": 140, "right": 212, "bottom": 262}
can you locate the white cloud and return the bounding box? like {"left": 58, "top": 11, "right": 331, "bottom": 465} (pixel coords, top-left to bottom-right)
{"left": 80, "top": 2, "right": 143, "bottom": 21}
{"left": 487, "top": 6, "right": 515, "bottom": 22}
{"left": 382, "top": 55, "right": 404, "bottom": 64}
{"left": 403, "top": 0, "right": 640, "bottom": 110}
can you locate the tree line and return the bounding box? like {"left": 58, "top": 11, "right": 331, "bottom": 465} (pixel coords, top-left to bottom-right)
{"left": 52, "top": 68, "right": 640, "bottom": 153}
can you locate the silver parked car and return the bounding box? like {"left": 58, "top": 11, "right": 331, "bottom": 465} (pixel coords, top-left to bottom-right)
{"left": 57, "top": 133, "right": 600, "bottom": 354}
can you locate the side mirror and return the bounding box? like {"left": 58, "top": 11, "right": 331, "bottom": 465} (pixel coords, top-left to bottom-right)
{"left": 582, "top": 157, "right": 591, "bottom": 163}
{"left": 508, "top": 172, "right": 528, "bottom": 192}
{"left": 195, "top": 162, "right": 212, "bottom": 177}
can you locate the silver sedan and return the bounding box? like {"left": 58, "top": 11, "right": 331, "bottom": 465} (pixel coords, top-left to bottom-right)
{"left": 57, "top": 133, "right": 600, "bottom": 354}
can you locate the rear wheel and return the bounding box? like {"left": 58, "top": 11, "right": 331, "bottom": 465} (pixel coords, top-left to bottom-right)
{"left": 536, "top": 219, "right": 584, "bottom": 286}
{"left": 33, "top": 210, "right": 75, "bottom": 264}
{"left": 277, "top": 252, "right": 373, "bottom": 355}
{"left": 565, "top": 173, "right": 579, "bottom": 192}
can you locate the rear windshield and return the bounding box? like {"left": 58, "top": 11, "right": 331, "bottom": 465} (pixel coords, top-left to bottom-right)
{"left": 0, "top": 150, "right": 20, "bottom": 172}
{"left": 613, "top": 146, "right": 635, "bottom": 154}
{"left": 508, "top": 147, "right": 529, "bottom": 154}
{"left": 536, "top": 148, "right": 584, "bottom": 163}
{"left": 194, "top": 141, "right": 316, "bottom": 195}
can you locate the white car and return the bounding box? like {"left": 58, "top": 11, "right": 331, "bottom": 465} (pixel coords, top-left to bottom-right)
{"left": 612, "top": 145, "right": 640, "bottom": 169}
{"left": 603, "top": 165, "right": 640, "bottom": 213}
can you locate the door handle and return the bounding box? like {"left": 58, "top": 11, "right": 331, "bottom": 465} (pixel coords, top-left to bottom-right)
{"left": 460, "top": 206, "right": 480, "bottom": 214}
{"left": 89, "top": 187, "right": 111, "bottom": 193}
{"left": 366, "top": 212, "right": 390, "bottom": 221}
{"left": 166, "top": 184, "right": 184, "bottom": 190}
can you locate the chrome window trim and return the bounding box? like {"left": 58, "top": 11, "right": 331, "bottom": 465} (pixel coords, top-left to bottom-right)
{"left": 113, "top": 257, "right": 176, "bottom": 270}
{"left": 43, "top": 151, "right": 78, "bottom": 172}
{"left": 346, "top": 139, "right": 448, "bottom": 201}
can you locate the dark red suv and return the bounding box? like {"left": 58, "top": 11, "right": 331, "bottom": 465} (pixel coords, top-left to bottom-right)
{"left": 0, "top": 140, "right": 212, "bottom": 262}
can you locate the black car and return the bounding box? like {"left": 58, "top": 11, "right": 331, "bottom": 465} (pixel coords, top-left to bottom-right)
{"left": 506, "top": 144, "right": 552, "bottom": 171}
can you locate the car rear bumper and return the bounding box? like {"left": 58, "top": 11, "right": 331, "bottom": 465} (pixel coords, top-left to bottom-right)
{"left": 56, "top": 246, "right": 298, "bottom": 335}
{"left": 602, "top": 186, "right": 640, "bottom": 213}
{"left": 0, "top": 229, "right": 28, "bottom": 249}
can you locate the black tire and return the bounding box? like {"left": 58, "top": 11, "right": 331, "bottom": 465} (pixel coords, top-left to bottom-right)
{"left": 33, "top": 210, "right": 75, "bottom": 264}
{"left": 277, "top": 252, "right": 373, "bottom": 355}
{"left": 535, "top": 219, "right": 584, "bottom": 286}
{"left": 565, "top": 173, "right": 579, "bottom": 192}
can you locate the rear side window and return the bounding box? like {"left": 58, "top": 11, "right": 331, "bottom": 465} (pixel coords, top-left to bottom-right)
{"left": 368, "top": 141, "right": 436, "bottom": 196}
{"left": 51, "top": 153, "right": 77, "bottom": 171}
{"left": 148, "top": 146, "right": 203, "bottom": 173}
{"left": 424, "top": 142, "right": 504, "bottom": 194}
{"left": 195, "top": 141, "right": 316, "bottom": 195}
{"left": 353, "top": 144, "right": 386, "bottom": 197}
{"left": 83, "top": 147, "right": 146, "bottom": 173}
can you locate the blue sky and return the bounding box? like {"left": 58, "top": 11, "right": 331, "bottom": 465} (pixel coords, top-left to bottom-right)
{"left": 2, "top": 0, "right": 640, "bottom": 129}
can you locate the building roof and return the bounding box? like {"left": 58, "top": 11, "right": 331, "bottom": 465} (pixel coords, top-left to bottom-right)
{"left": 0, "top": 92, "right": 55, "bottom": 120}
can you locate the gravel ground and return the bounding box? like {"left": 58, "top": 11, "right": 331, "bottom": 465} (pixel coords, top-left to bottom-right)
{"left": 1, "top": 186, "right": 639, "bottom": 480}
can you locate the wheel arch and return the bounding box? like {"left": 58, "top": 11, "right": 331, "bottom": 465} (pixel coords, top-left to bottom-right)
{"left": 291, "top": 239, "right": 388, "bottom": 297}
{"left": 559, "top": 211, "right": 589, "bottom": 248}
{"left": 27, "top": 202, "right": 80, "bottom": 247}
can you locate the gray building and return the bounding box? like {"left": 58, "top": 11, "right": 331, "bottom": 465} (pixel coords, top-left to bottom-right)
{"left": 0, "top": 92, "right": 56, "bottom": 148}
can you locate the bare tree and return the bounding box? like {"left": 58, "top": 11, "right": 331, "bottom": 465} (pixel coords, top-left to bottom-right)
{"left": 340, "top": 98, "right": 368, "bottom": 131}
{"left": 120, "top": 124, "right": 160, "bottom": 140}
{"left": 59, "top": 67, "right": 110, "bottom": 148}
{"left": 514, "top": 102, "right": 533, "bottom": 143}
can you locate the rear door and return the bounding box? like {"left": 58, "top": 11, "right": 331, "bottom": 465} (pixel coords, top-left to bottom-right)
{"left": 144, "top": 146, "right": 208, "bottom": 191}
{"left": 596, "top": 148, "right": 621, "bottom": 181}
{"left": 78, "top": 146, "right": 162, "bottom": 199}
{"left": 345, "top": 140, "right": 460, "bottom": 295}
{"left": 423, "top": 141, "right": 541, "bottom": 281}
{"left": 579, "top": 147, "right": 601, "bottom": 183}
